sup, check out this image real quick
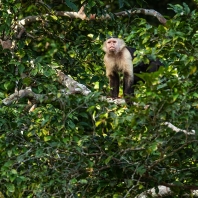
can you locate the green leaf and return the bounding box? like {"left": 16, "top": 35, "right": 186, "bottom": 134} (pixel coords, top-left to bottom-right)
{"left": 51, "top": 15, "right": 58, "bottom": 20}
{"left": 95, "top": 120, "right": 103, "bottom": 127}
{"left": 18, "top": 64, "right": 25, "bottom": 74}
{"left": 113, "top": 194, "right": 122, "bottom": 198}
{"left": 148, "top": 142, "right": 158, "bottom": 153}
{"left": 22, "top": 77, "right": 32, "bottom": 86}
{"left": 5, "top": 183, "right": 15, "bottom": 193}
{"left": 138, "top": 184, "right": 144, "bottom": 189}
{"left": 65, "top": 0, "right": 78, "bottom": 11}
{"left": 137, "top": 165, "right": 146, "bottom": 175}
{"left": 142, "top": 35, "right": 150, "bottom": 44}
{"left": 4, "top": 81, "right": 12, "bottom": 90}
{"left": 79, "top": 179, "right": 88, "bottom": 184}
{"left": 68, "top": 120, "right": 75, "bottom": 129}
{"left": 11, "top": 169, "right": 17, "bottom": 175}
{"left": 70, "top": 178, "right": 77, "bottom": 184}
{"left": 173, "top": 181, "right": 183, "bottom": 186}
{"left": 118, "top": 0, "right": 124, "bottom": 8}
{"left": 105, "top": 156, "right": 112, "bottom": 164}
{"left": 193, "top": 93, "right": 198, "bottom": 98}
{"left": 3, "top": 161, "right": 14, "bottom": 168}
{"left": 183, "top": 2, "right": 190, "bottom": 15}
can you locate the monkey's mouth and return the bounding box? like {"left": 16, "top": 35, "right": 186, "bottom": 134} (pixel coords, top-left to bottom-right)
{"left": 109, "top": 47, "right": 115, "bottom": 51}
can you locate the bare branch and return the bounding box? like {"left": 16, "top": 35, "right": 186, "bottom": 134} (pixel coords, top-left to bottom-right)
{"left": 57, "top": 70, "right": 91, "bottom": 95}
{"left": 2, "top": 71, "right": 91, "bottom": 106}
{"left": 0, "top": 5, "right": 167, "bottom": 40}
{"left": 135, "top": 185, "right": 171, "bottom": 198}
{"left": 2, "top": 87, "right": 46, "bottom": 106}
{"left": 0, "top": 39, "right": 15, "bottom": 50}
{"left": 163, "top": 122, "right": 195, "bottom": 135}
{"left": 100, "top": 96, "right": 126, "bottom": 105}
{"left": 18, "top": 16, "right": 44, "bottom": 26}
{"left": 56, "top": 7, "right": 167, "bottom": 24}
{"left": 17, "top": 5, "right": 87, "bottom": 28}
{"left": 136, "top": 185, "right": 198, "bottom": 198}
{"left": 114, "top": 9, "right": 167, "bottom": 25}
{"left": 16, "top": 27, "right": 26, "bottom": 39}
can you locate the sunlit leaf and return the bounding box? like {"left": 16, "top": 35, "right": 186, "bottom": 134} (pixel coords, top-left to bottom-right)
{"left": 44, "top": 136, "right": 52, "bottom": 142}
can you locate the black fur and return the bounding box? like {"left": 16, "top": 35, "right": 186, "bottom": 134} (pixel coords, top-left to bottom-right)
{"left": 126, "top": 46, "right": 162, "bottom": 85}
{"left": 124, "top": 46, "right": 162, "bottom": 105}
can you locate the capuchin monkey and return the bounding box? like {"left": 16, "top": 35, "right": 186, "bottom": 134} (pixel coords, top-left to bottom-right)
{"left": 102, "top": 37, "right": 134, "bottom": 100}
{"left": 102, "top": 37, "right": 162, "bottom": 105}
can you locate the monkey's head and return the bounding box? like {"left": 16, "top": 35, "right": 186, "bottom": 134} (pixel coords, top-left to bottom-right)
{"left": 102, "top": 38, "right": 126, "bottom": 55}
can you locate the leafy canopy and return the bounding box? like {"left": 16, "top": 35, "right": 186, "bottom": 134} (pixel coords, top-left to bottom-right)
{"left": 0, "top": 1, "right": 198, "bottom": 197}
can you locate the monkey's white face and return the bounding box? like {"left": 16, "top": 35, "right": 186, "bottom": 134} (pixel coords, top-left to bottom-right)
{"left": 106, "top": 38, "right": 118, "bottom": 52}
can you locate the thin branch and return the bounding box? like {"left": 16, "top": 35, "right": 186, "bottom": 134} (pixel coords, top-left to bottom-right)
{"left": 163, "top": 122, "right": 195, "bottom": 135}
{"left": 148, "top": 140, "right": 198, "bottom": 171}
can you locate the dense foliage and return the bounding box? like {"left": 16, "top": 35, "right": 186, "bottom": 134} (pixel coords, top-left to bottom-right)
{"left": 0, "top": 0, "right": 198, "bottom": 197}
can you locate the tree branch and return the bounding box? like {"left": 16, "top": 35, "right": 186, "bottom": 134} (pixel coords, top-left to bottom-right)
{"left": 162, "top": 122, "right": 195, "bottom": 135}
{"left": 17, "top": 6, "right": 166, "bottom": 25}
{"left": 2, "top": 71, "right": 91, "bottom": 107}
{"left": 10, "top": 6, "right": 166, "bottom": 39}
{"left": 2, "top": 87, "right": 48, "bottom": 106}
{"left": 0, "top": 39, "right": 15, "bottom": 50}
{"left": 136, "top": 185, "right": 198, "bottom": 198}
{"left": 117, "top": 9, "right": 167, "bottom": 25}
{"left": 57, "top": 70, "right": 91, "bottom": 95}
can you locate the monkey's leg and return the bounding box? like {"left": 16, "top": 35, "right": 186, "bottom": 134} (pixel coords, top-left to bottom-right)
{"left": 123, "top": 72, "right": 134, "bottom": 105}
{"left": 109, "top": 71, "right": 119, "bottom": 98}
